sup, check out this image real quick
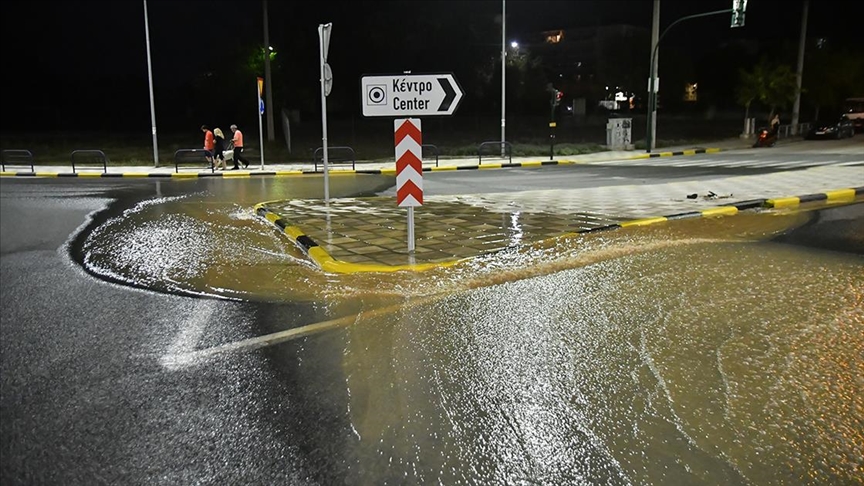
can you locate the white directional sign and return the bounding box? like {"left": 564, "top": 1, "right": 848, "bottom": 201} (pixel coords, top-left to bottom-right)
{"left": 361, "top": 73, "right": 463, "bottom": 117}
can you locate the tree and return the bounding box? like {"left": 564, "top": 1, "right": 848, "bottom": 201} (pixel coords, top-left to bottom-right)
{"left": 735, "top": 65, "right": 762, "bottom": 128}
{"left": 736, "top": 58, "right": 798, "bottom": 124}
{"left": 762, "top": 63, "right": 798, "bottom": 121}
{"left": 803, "top": 42, "right": 864, "bottom": 120}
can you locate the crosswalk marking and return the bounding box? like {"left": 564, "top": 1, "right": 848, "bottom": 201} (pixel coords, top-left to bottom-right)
{"left": 598, "top": 156, "right": 862, "bottom": 170}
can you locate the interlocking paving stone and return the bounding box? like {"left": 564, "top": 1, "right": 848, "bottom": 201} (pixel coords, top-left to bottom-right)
{"left": 264, "top": 166, "right": 864, "bottom": 268}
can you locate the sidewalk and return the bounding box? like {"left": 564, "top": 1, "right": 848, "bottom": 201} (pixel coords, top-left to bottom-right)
{"left": 8, "top": 136, "right": 859, "bottom": 275}
{"left": 0, "top": 138, "right": 754, "bottom": 177}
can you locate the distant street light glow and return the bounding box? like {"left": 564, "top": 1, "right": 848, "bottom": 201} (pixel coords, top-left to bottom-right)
{"left": 510, "top": 41, "right": 518, "bottom": 48}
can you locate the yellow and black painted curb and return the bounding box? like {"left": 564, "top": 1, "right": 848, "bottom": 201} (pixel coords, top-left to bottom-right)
{"left": 0, "top": 170, "right": 300, "bottom": 179}
{"left": 0, "top": 148, "right": 723, "bottom": 178}
{"left": 254, "top": 185, "right": 862, "bottom": 275}
{"left": 764, "top": 187, "right": 862, "bottom": 208}
{"left": 626, "top": 147, "right": 722, "bottom": 160}
{"left": 253, "top": 202, "right": 465, "bottom": 275}
{"left": 566, "top": 186, "right": 863, "bottom": 235}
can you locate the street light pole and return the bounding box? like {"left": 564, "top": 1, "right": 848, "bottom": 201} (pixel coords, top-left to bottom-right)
{"left": 143, "top": 0, "right": 159, "bottom": 167}
{"left": 500, "top": 0, "right": 506, "bottom": 157}
{"left": 263, "top": 0, "right": 275, "bottom": 142}
{"left": 648, "top": 0, "right": 660, "bottom": 153}
{"left": 791, "top": 0, "right": 809, "bottom": 135}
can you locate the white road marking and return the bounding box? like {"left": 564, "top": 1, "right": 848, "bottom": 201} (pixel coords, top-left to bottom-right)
{"left": 160, "top": 300, "right": 216, "bottom": 371}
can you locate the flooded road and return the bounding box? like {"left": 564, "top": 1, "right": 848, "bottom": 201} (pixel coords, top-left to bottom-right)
{"left": 68, "top": 176, "right": 864, "bottom": 485}
{"left": 339, "top": 235, "right": 862, "bottom": 485}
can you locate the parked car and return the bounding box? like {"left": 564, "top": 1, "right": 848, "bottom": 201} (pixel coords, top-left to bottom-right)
{"left": 843, "top": 97, "right": 864, "bottom": 132}
{"left": 805, "top": 114, "right": 855, "bottom": 139}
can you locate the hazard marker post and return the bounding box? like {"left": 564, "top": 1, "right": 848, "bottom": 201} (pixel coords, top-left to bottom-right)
{"left": 394, "top": 118, "right": 423, "bottom": 253}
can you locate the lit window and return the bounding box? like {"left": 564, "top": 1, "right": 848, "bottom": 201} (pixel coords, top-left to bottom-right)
{"left": 545, "top": 30, "right": 564, "bottom": 44}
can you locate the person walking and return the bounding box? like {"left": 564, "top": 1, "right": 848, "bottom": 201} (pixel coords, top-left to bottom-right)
{"left": 230, "top": 124, "right": 249, "bottom": 170}
{"left": 212, "top": 128, "right": 227, "bottom": 170}
{"left": 770, "top": 113, "right": 780, "bottom": 135}
{"left": 201, "top": 125, "right": 215, "bottom": 168}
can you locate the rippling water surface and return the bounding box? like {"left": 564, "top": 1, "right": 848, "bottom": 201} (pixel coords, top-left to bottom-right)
{"left": 78, "top": 186, "right": 863, "bottom": 485}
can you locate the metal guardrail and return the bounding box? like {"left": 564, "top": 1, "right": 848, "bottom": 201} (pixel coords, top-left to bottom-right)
{"left": 776, "top": 123, "right": 812, "bottom": 139}
{"left": 478, "top": 141, "right": 512, "bottom": 165}
{"left": 421, "top": 144, "right": 440, "bottom": 167}
{"left": 173, "top": 149, "right": 214, "bottom": 173}
{"left": 1, "top": 149, "right": 35, "bottom": 172}
{"left": 313, "top": 146, "right": 356, "bottom": 172}
{"left": 71, "top": 150, "right": 108, "bottom": 174}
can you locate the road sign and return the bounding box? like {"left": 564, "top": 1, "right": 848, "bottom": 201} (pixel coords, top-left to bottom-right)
{"left": 362, "top": 74, "right": 463, "bottom": 117}
{"left": 258, "top": 77, "right": 265, "bottom": 114}
{"left": 395, "top": 118, "right": 423, "bottom": 207}
{"left": 731, "top": 0, "right": 747, "bottom": 27}
{"left": 323, "top": 63, "right": 333, "bottom": 97}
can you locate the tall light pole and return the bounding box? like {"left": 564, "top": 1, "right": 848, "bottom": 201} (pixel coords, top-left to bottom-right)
{"left": 791, "top": 0, "right": 809, "bottom": 135}
{"left": 500, "top": 0, "right": 506, "bottom": 157}
{"left": 263, "top": 0, "right": 275, "bottom": 142}
{"left": 646, "top": 3, "right": 744, "bottom": 153}
{"left": 143, "top": 0, "right": 159, "bottom": 167}
{"left": 647, "top": 0, "right": 660, "bottom": 152}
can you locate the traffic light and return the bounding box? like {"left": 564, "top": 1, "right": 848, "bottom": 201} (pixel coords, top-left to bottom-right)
{"left": 731, "top": 0, "right": 747, "bottom": 28}
{"left": 552, "top": 89, "right": 563, "bottom": 107}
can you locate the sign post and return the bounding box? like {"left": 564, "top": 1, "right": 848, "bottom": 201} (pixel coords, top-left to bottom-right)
{"left": 318, "top": 23, "right": 333, "bottom": 203}
{"left": 364, "top": 73, "right": 461, "bottom": 253}
{"left": 394, "top": 118, "right": 423, "bottom": 253}
{"left": 257, "top": 77, "right": 265, "bottom": 169}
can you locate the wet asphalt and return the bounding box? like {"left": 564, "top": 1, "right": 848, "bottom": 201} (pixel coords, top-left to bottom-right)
{"left": 1, "top": 153, "right": 862, "bottom": 484}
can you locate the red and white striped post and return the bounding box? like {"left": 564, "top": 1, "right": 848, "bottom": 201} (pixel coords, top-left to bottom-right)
{"left": 394, "top": 118, "right": 422, "bottom": 253}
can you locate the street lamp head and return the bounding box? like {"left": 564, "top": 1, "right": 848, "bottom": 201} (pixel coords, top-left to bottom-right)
{"left": 510, "top": 41, "right": 518, "bottom": 49}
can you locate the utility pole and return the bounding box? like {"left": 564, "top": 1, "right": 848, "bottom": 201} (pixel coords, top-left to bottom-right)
{"left": 648, "top": 0, "right": 660, "bottom": 152}
{"left": 263, "top": 0, "right": 275, "bottom": 142}
{"left": 791, "top": 0, "right": 809, "bottom": 135}
{"left": 143, "top": 0, "right": 159, "bottom": 167}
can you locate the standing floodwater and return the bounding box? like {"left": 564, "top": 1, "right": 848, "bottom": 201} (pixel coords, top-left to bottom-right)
{"left": 75, "top": 179, "right": 863, "bottom": 484}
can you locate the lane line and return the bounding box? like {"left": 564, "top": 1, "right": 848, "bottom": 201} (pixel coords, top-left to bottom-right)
{"left": 160, "top": 300, "right": 216, "bottom": 370}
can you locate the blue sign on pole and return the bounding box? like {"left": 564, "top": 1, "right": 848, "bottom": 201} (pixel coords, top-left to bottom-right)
{"left": 259, "top": 98, "right": 265, "bottom": 115}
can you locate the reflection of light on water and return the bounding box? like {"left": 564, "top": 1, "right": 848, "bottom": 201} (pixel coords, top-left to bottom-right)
{"left": 228, "top": 206, "right": 256, "bottom": 221}
{"left": 77, "top": 194, "right": 844, "bottom": 308}
{"left": 508, "top": 211, "right": 523, "bottom": 247}
{"left": 341, "top": 237, "right": 864, "bottom": 485}
{"left": 80, "top": 196, "right": 312, "bottom": 299}
{"left": 75, "top": 191, "right": 864, "bottom": 483}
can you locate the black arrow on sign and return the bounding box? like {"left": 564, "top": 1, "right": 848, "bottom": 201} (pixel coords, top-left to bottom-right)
{"left": 437, "top": 78, "right": 456, "bottom": 112}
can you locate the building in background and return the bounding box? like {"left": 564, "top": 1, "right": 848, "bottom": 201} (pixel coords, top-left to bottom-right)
{"left": 529, "top": 24, "right": 650, "bottom": 114}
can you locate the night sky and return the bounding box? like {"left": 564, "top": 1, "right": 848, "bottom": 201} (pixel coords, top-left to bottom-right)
{"left": 1, "top": 0, "right": 859, "bottom": 133}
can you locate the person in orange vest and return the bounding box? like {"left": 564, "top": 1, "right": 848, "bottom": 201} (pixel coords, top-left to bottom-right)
{"left": 201, "top": 125, "right": 215, "bottom": 168}
{"left": 230, "top": 124, "right": 250, "bottom": 170}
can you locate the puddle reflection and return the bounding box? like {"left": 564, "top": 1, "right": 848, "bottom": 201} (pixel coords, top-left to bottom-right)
{"left": 76, "top": 179, "right": 863, "bottom": 485}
